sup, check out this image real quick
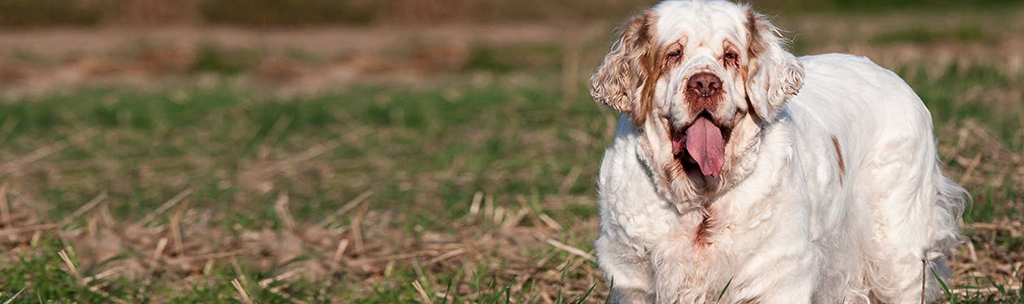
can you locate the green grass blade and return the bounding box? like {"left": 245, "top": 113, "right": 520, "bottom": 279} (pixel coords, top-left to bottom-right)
{"left": 930, "top": 268, "right": 954, "bottom": 303}
{"left": 718, "top": 278, "right": 733, "bottom": 302}
{"left": 3, "top": 287, "right": 25, "bottom": 304}
{"left": 576, "top": 282, "right": 598, "bottom": 303}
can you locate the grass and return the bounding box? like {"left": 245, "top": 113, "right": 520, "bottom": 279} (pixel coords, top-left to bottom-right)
{"left": 0, "top": 0, "right": 101, "bottom": 27}
{"left": 0, "top": 58, "right": 1020, "bottom": 302}
{"left": 1, "top": 0, "right": 1021, "bottom": 27}
{"left": 467, "top": 44, "right": 565, "bottom": 73}
{"left": 783, "top": 0, "right": 1023, "bottom": 12}
{"left": 871, "top": 25, "right": 990, "bottom": 45}
{"left": 191, "top": 46, "right": 263, "bottom": 75}
{"left": 0, "top": 8, "right": 1022, "bottom": 304}
{"left": 0, "top": 71, "right": 612, "bottom": 302}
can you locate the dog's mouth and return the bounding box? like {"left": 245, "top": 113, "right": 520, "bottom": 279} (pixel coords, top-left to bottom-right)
{"left": 671, "top": 112, "right": 731, "bottom": 178}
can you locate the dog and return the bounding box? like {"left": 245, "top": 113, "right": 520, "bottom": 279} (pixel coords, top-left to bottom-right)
{"left": 589, "top": 1, "right": 966, "bottom": 303}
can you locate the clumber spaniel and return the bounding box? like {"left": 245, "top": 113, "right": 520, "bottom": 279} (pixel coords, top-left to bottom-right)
{"left": 589, "top": 1, "right": 966, "bottom": 303}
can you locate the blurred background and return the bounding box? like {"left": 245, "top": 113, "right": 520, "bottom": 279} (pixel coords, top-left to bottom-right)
{"left": 0, "top": 0, "right": 1022, "bottom": 303}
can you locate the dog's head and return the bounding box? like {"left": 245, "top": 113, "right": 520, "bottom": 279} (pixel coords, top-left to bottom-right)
{"left": 591, "top": 0, "right": 803, "bottom": 202}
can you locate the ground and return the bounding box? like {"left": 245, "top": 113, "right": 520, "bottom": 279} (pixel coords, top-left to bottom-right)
{"left": 0, "top": 6, "right": 1022, "bottom": 304}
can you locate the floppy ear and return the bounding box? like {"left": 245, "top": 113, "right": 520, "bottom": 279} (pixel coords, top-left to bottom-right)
{"left": 744, "top": 9, "right": 804, "bottom": 122}
{"left": 590, "top": 11, "right": 658, "bottom": 127}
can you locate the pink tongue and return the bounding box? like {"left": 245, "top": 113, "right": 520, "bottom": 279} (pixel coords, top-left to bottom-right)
{"left": 685, "top": 117, "right": 725, "bottom": 177}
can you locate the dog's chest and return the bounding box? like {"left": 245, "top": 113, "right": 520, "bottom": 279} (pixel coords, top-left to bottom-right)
{"left": 612, "top": 198, "right": 730, "bottom": 257}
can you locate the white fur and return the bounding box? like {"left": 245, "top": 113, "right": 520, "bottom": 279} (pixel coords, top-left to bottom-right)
{"left": 593, "top": 1, "right": 966, "bottom": 303}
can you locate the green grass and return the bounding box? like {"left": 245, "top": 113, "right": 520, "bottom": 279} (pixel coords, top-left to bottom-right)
{"left": 0, "top": 56, "right": 1021, "bottom": 302}
{"left": 191, "top": 46, "right": 263, "bottom": 75}
{"left": 0, "top": 71, "right": 610, "bottom": 302}
{"left": 871, "top": 25, "right": 990, "bottom": 45}
{"left": 898, "top": 63, "right": 1024, "bottom": 149}
{"left": 467, "top": 43, "right": 565, "bottom": 72}
{"left": 0, "top": 237, "right": 340, "bottom": 303}
{"left": 5, "top": 0, "right": 1021, "bottom": 28}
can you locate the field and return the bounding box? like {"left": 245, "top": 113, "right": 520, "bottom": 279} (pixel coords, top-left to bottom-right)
{"left": 1, "top": 3, "right": 1023, "bottom": 303}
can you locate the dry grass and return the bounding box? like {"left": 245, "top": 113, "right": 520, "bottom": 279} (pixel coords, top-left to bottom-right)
{"left": 0, "top": 6, "right": 1022, "bottom": 304}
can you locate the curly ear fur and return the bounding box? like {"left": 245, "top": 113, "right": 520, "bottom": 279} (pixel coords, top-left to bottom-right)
{"left": 744, "top": 9, "right": 804, "bottom": 122}
{"left": 590, "top": 11, "right": 659, "bottom": 127}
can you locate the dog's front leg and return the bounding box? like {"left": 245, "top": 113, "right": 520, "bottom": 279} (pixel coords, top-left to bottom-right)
{"left": 610, "top": 287, "right": 655, "bottom": 304}
{"left": 596, "top": 236, "right": 654, "bottom": 304}
{"left": 750, "top": 275, "right": 815, "bottom": 304}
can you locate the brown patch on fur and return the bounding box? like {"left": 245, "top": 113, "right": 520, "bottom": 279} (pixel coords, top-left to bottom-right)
{"left": 693, "top": 209, "right": 714, "bottom": 247}
{"left": 664, "top": 162, "right": 685, "bottom": 181}
{"left": 742, "top": 9, "right": 765, "bottom": 122}
{"left": 589, "top": 11, "right": 661, "bottom": 128}
{"left": 831, "top": 136, "right": 845, "bottom": 185}
{"left": 635, "top": 12, "right": 663, "bottom": 128}
{"left": 745, "top": 9, "right": 765, "bottom": 59}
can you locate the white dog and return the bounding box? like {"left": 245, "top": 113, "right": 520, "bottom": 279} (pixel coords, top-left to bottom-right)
{"left": 590, "top": 1, "right": 966, "bottom": 303}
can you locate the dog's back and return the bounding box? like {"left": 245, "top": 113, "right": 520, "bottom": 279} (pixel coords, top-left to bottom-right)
{"left": 787, "top": 53, "right": 966, "bottom": 302}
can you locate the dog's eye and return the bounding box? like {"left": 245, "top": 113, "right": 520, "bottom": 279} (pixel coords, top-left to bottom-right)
{"left": 666, "top": 50, "right": 681, "bottom": 62}
{"left": 723, "top": 51, "right": 739, "bottom": 66}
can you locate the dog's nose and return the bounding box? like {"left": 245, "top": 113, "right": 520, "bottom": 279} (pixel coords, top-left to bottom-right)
{"left": 687, "top": 73, "right": 721, "bottom": 97}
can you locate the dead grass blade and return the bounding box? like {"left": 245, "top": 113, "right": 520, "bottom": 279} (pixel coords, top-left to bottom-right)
{"left": 0, "top": 128, "right": 97, "bottom": 177}
{"left": 258, "top": 270, "right": 302, "bottom": 288}
{"left": 502, "top": 208, "right": 530, "bottom": 230}
{"left": 58, "top": 192, "right": 107, "bottom": 226}
{"left": 349, "top": 203, "right": 370, "bottom": 255}
{"left": 58, "top": 249, "right": 82, "bottom": 284}
{"left": 0, "top": 223, "right": 59, "bottom": 234}
{"left": 274, "top": 191, "right": 296, "bottom": 231}
{"left": 425, "top": 248, "right": 466, "bottom": 265}
{"left": 412, "top": 280, "right": 435, "bottom": 304}
{"left": 169, "top": 249, "right": 246, "bottom": 264}
{"left": 318, "top": 190, "right": 373, "bottom": 227}
{"left": 545, "top": 239, "right": 595, "bottom": 262}
{"left": 84, "top": 267, "right": 123, "bottom": 284}
{"left": 0, "top": 182, "right": 9, "bottom": 226}
{"left": 538, "top": 214, "right": 563, "bottom": 231}
{"left": 151, "top": 237, "right": 168, "bottom": 266}
{"left": 366, "top": 250, "right": 438, "bottom": 263}
{"left": 959, "top": 153, "right": 983, "bottom": 184}
{"left": 558, "top": 165, "right": 582, "bottom": 194}
{"left": 232, "top": 278, "right": 255, "bottom": 304}
{"left": 169, "top": 199, "right": 193, "bottom": 255}
{"left": 331, "top": 239, "right": 349, "bottom": 264}
{"left": 137, "top": 188, "right": 194, "bottom": 225}
{"left": 468, "top": 191, "right": 483, "bottom": 217}
{"left": 58, "top": 248, "right": 130, "bottom": 304}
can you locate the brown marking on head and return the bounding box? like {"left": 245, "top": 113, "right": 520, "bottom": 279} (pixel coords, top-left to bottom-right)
{"left": 634, "top": 12, "right": 667, "bottom": 129}
{"left": 590, "top": 11, "right": 661, "bottom": 128}
{"left": 745, "top": 9, "right": 765, "bottom": 60}
{"left": 742, "top": 8, "right": 804, "bottom": 122}
{"left": 831, "top": 136, "right": 845, "bottom": 185}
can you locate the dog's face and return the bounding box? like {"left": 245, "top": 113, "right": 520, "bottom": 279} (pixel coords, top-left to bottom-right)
{"left": 591, "top": 0, "right": 803, "bottom": 201}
